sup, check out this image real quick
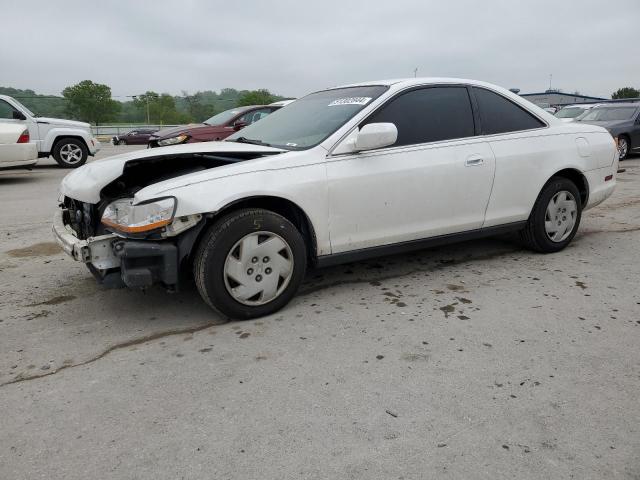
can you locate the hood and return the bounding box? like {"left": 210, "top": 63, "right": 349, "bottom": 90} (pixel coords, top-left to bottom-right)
{"left": 36, "top": 117, "right": 91, "bottom": 130}
{"left": 151, "top": 124, "right": 203, "bottom": 138}
{"left": 60, "top": 141, "right": 286, "bottom": 203}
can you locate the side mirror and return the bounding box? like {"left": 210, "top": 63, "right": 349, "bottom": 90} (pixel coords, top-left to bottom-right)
{"left": 354, "top": 123, "right": 398, "bottom": 151}
{"left": 13, "top": 110, "right": 26, "bottom": 121}
{"left": 233, "top": 120, "right": 247, "bottom": 130}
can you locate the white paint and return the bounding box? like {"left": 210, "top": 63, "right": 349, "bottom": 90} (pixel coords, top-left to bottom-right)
{"left": 59, "top": 77, "right": 618, "bottom": 258}
{"left": 0, "top": 94, "right": 100, "bottom": 157}
{"left": 0, "top": 123, "right": 38, "bottom": 168}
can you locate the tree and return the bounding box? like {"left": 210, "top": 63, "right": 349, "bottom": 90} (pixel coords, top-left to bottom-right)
{"left": 62, "top": 80, "right": 119, "bottom": 124}
{"left": 0, "top": 86, "right": 68, "bottom": 118}
{"left": 181, "top": 91, "right": 216, "bottom": 122}
{"left": 133, "top": 91, "right": 190, "bottom": 125}
{"left": 612, "top": 87, "right": 639, "bottom": 99}
{"left": 237, "top": 89, "right": 276, "bottom": 106}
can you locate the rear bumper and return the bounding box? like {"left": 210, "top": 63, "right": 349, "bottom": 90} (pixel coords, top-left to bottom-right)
{"left": 0, "top": 143, "right": 38, "bottom": 169}
{"left": 52, "top": 209, "right": 178, "bottom": 289}
{"left": 584, "top": 162, "right": 619, "bottom": 210}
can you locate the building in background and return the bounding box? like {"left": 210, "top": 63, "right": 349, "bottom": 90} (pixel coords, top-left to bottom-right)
{"left": 518, "top": 89, "right": 606, "bottom": 109}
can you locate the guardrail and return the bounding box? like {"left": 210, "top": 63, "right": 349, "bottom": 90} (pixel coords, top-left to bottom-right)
{"left": 91, "top": 125, "right": 182, "bottom": 136}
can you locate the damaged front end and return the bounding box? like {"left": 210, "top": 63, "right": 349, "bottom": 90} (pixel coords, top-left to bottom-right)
{"left": 53, "top": 196, "right": 205, "bottom": 290}
{"left": 53, "top": 149, "right": 280, "bottom": 290}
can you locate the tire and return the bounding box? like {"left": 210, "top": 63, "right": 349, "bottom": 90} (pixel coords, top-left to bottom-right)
{"left": 53, "top": 138, "right": 88, "bottom": 168}
{"left": 617, "top": 135, "right": 629, "bottom": 160}
{"left": 118, "top": 139, "right": 127, "bottom": 146}
{"left": 193, "top": 208, "right": 307, "bottom": 319}
{"left": 520, "top": 176, "right": 582, "bottom": 253}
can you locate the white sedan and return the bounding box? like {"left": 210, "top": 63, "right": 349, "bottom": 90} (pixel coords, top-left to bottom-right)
{"left": 0, "top": 123, "right": 37, "bottom": 170}
{"left": 53, "top": 78, "right": 618, "bottom": 319}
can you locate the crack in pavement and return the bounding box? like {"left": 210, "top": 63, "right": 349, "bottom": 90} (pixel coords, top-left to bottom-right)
{"left": 2, "top": 222, "right": 636, "bottom": 388}
{"left": 0, "top": 322, "right": 217, "bottom": 388}
{"left": 1, "top": 245, "right": 521, "bottom": 388}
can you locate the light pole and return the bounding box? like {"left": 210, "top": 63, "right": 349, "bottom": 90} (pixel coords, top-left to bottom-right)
{"left": 131, "top": 95, "right": 151, "bottom": 125}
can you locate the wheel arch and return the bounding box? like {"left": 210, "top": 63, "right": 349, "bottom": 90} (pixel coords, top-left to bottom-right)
{"left": 51, "top": 135, "right": 90, "bottom": 153}
{"left": 197, "top": 195, "right": 319, "bottom": 264}
{"left": 546, "top": 168, "right": 589, "bottom": 207}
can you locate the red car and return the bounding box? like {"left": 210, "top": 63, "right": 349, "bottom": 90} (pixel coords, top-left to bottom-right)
{"left": 147, "top": 104, "right": 282, "bottom": 148}
{"left": 112, "top": 129, "right": 158, "bottom": 145}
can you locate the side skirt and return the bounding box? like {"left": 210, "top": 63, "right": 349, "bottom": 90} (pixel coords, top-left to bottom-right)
{"left": 315, "top": 221, "right": 527, "bottom": 268}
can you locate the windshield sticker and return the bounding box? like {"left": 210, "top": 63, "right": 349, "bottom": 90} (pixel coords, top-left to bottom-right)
{"left": 328, "top": 97, "right": 372, "bottom": 107}
{"left": 286, "top": 142, "right": 298, "bottom": 147}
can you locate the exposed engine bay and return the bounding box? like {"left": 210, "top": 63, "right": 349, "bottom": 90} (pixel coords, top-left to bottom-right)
{"left": 62, "top": 151, "right": 280, "bottom": 240}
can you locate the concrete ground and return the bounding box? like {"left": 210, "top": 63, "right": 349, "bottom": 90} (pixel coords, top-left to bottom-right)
{"left": 0, "top": 145, "right": 639, "bottom": 480}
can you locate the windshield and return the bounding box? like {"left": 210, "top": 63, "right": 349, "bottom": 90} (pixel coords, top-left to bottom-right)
{"left": 580, "top": 106, "right": 638, "bottom": 122}
{"left": 203, "top": 106, "right": 252, "bottom": 126}
{"left": 10, "top": 97, "right": 36, "bottom": 117}
{"left": 555, "top": 107, "right": 585, "bottom": 119}
{"left": 226, "top": 85, "right": 389, "bottom": 150}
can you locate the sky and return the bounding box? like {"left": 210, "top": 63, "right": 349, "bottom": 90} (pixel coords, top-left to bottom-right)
{"left": 1, "top": 0, "right": 638, "bottom": 100}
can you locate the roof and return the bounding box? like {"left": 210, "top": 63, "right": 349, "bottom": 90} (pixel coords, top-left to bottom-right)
{"left": 269, "top": 99, "right": 295, "bottom": 107}
{"left": 588, "top": 102, "right": 640, "bottom": 108}
{"left": 559, "top": 104, "right": 600, "bottom": 109}
{"left": 335, "top": 77, "right": 476, "bottom": 88}
{"left": 521, "top": 92, "right": 607, "bottom": 100}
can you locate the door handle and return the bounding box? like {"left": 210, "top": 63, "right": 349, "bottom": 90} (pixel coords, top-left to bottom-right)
{"left": 465, "top": 155, "right": 484, "bottom": 166}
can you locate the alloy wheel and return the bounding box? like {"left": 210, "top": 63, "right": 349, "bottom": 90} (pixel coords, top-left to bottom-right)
{"left": 618, "top": 137, "right": 628, "bottom": 159}
{"left": 59, "top": 143, "right": 84, "bottom": 165}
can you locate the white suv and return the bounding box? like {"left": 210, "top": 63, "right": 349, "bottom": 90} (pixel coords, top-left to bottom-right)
{"left": 0, "top": 95, "right": 100, "bottom": 168}
{"left": 53, "top": 78, "right": 618, "bottom": 319}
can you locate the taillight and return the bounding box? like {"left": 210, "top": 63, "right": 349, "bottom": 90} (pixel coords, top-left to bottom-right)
{"left": 17, "top": 130, "right": 29, "bottom": 143}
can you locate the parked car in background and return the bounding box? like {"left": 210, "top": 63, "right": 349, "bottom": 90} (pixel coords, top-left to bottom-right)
{"left": 576, "top": 103, "right": 640, "bottom": 159}
{"left": 54, "top": 77, "right": 618, "bottom": 319}
{"left": 148, "top": 104, "right": 282, "bottom": 148}
{"left": 0, "top": 94, "right": 100, "bottom": 168}
{"left": 554, "top": 104, "right": 597, "bottom": 123}
{"left": 0, "top": 123, "right": 37, "bottom": 170}
{"left": 112, "top": 129, "right": 158, "bottom": 145}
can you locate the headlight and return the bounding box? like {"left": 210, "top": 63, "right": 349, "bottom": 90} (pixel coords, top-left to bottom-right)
{"left": 101, "top": 197, "right": 176, "bottom": 234}
{"left": 157, "top": 134, "right": 188, "bottom": 146}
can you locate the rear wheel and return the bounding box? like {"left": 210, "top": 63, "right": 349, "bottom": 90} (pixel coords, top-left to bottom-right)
{"left": 193, "top": 208, "right": 307, "bottom": 319}
{"left": 520, "top": 177, "right": 582, "bottom": 253}
{"left": 53, "top": 138, "right": 88, "bottom": 168}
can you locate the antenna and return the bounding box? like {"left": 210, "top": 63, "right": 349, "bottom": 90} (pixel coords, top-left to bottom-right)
{"left": 414, "top": 67, "right": 418, "bottom": 78}
{"left": 549, "top": 74, "right": 552, "bottom": 90}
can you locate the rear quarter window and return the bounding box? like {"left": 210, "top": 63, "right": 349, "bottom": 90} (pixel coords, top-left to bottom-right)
{"left": 473, "top": 87, "right": 545, "bottom": 135}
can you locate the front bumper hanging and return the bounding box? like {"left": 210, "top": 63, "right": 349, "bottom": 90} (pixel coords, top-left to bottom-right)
{"left": 52, "top": 209, "right": 178, "bottom": 289}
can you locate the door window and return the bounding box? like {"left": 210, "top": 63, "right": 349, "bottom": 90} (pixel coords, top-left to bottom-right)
{"left": 363, "top": 86, "right": 475, "bottom": 148}
{"left": 472, "top": 87, "right": 545, "bottom": 135}
{"left": 0, "top": 100, "right": 18, "bottom": 119}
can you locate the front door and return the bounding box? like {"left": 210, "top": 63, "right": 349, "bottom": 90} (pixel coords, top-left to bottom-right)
{"left": 327, "top": 86, "right": 496, "bottom": 253}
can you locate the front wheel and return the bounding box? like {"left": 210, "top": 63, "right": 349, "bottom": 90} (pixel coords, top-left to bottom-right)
{"left": 118, "top": 139, "right": 127, "bottom": 146}
{"left": 520, "top": 177, "right": 582, "bottom": 253}
{"left": 193, "top": 209, "right": 307, "bottom": 319}
{"left": 53, "top": 138, "right": 88, "bottom": 168}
